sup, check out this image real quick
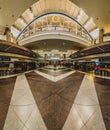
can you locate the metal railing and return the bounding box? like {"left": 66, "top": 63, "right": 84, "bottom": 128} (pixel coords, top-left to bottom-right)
{"left": 18, "top": 25, "right": 91, "bottom": 42}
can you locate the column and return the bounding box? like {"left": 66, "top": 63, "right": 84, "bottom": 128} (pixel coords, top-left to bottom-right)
{"left": 63, "top": 54, "right": 66, "bottom": 60}
{"left": 91, "top": 39, "right": 96, "bottom": 46}
{"left": 4, "top": 27, "right": 12, "bottom": 42}
{"left": 44, "top": 54, "right": 47, "bottom": 60}
{"left": 99, "top": 29, "right": 104, "bottom": 43}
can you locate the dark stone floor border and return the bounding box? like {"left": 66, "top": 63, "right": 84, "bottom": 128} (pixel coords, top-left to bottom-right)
{"left": 0, "top": 77, "right": 17, "bottom": 130}
{"left": 94, "top": 77, "right": 110, "bottom": 130}
{"left": 26, "top": 71, "right": 84, "bottom": 130}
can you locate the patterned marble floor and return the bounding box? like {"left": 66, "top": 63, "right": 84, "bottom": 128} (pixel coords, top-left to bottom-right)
{"left": 0, "top": 67, "right": 110, "bottom": 130}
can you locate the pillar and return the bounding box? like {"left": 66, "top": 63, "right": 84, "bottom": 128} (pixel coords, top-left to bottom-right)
{"left": 63, "top": 54, "right": 66, "bottom": 60}
{"left": 44, "top": 54, "right": 47, "bottom": 60}
{"left": 99, "top": 29, "right": 104, "bottom": 43}
{"left": 91, "top": 39, "right": 96, "bottom": 46}
{"left": 4, "top": 27, "right": 12, "bottom": 42}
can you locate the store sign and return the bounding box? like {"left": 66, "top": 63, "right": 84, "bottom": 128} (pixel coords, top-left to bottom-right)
{"left": 99, "top": 58, "right": 110, "bottom": 62}
{"left": 0, "top": 56, "right": 10, "bottom": 61}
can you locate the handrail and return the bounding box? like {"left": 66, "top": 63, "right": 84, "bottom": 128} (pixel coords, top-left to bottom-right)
{"left": 18, "top": 25, "right": 91, "bottom": 42}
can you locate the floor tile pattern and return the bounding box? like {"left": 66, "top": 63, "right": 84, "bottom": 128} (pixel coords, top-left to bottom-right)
{"left": 0, "top": 77, "right": 16, "bottom": 130}
{"left": 94, "top": 77, "right": 110, "bottom": 130}
{"left": 3, "top": 75, "right": 47, "bottom": 130}
{"left": 63, "top": 74, "right": 106, "bottom": 130}
{"left": 26, "top": 72, "right": 84, "bottom": 130}
{"left": 35, "top": 70, "right": 75, "bottom": 82}
{"left": 1, "top": 68, "right": 109, "bottom": 130}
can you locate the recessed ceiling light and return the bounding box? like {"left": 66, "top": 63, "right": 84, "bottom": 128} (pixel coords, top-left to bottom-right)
{"left": 96, "top": 17, "right": 99, "bottom": 20}
{"left": 12, "top": 14, "right": 15, "bottom": 17}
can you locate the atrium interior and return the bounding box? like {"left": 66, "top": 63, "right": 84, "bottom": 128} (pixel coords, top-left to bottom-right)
{"left": 0, "top": 0, "right": 110, "bottom": 130}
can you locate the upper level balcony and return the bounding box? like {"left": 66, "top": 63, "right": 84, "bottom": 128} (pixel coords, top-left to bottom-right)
{"left": 18, "top": 25, "right": 91, "bottom": 47}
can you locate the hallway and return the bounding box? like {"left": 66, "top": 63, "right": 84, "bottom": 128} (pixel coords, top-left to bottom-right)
{"left": 0, "top": 67, "right": 110, "bottom": 130}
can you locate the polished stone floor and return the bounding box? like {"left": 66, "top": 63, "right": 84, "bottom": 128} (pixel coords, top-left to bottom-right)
{"left": 0, "top": 66, "right": 110, "bottom": 130}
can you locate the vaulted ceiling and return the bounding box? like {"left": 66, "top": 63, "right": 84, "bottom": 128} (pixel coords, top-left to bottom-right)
{"left": 0, "top": 0, "right": 110, "bottom": 34}
{"left": 12, "top": 0, "right": 97, "bottom": 39}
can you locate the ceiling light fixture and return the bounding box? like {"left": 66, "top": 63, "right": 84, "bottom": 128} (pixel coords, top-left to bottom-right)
{"left": 96, "top": 17, "right": 99, "bottom": 20}
{"left": 12, "top": 14, "right": 15, "bottom": 18}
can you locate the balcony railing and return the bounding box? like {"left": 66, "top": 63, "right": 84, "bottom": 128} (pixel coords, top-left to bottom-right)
{"left": 18, "top": 25, "right": 91, "bottom": 43}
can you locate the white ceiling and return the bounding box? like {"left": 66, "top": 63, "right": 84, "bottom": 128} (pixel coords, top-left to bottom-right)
{"left": 0, "top": 0, "right": 110, "bottom": 33}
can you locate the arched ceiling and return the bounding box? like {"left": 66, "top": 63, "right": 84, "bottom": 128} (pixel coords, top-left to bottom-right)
{"left": 0, "top": 0, "right": 110, "bottom": 34}
{"left": 12, "top": 0, "right": 97, "bottom": 39}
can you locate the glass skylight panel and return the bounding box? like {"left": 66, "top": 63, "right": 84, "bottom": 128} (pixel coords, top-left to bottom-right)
{"left": 90, "top": 28, "right": 99, "bottom": 39}
{"left": 31, "top": 4, "right": 39, "bottom": 16}
{"left": 84, "top": 18, "right": 93, "bottom": 28}
{"left": 14, "top": 18, "right": 26, "bottom": 30}
{"left": 36, "top": 2, "right": 42, "bottom": 14}
{"left": 65, "top": 0, "right": 71, "bottom": 12}
{"left": 84, "top": 17, "right": 96, "bottom": 32}
{"left": 85, "top": 22, "right": 96, "bottom": 32}
{"left": 19, "top": 18, "right": 27, "bottom": 27}
{"left": 22, "top": 9, "right": 33, "bottom": 24}
{"left": 69, "top": 4, "right": 75, "bottom": 16}
{"left": 13, "top": 24, "right": 22, "bottom": 31}
{"left": 11, "top": 26, "right": 20, "bottom": 37}
{"left": 77, "top": 9, "right": 88, "bottom": 25}
{"left": 74, "top": 7, "right": 80, "bottom": 18}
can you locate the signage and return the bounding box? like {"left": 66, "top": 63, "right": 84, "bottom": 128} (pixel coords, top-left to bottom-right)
{"left": 0, "top": 56, "right": 10, "bottom": 61}
{"left": 99, "top": 58, "right": 110, "bottom": 62}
